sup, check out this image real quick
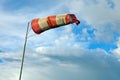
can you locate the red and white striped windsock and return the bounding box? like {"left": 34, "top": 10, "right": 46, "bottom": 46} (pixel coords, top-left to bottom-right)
{"left": 31, "top": 14, "right": 80, "bottom": 34}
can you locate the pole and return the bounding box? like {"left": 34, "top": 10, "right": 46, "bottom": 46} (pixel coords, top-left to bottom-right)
{"left": 19, "top": 22, "right": 30, "bottom": 80}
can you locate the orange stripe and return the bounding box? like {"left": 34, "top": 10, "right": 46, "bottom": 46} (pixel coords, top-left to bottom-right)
{"left": 65, "top": 14, "right": 71, "bottom": 24}
{"left": 31, "top": 18, "right": 43, "bottom": 34}
{"left": 47, "top": 16, "right": 57, "bottom": 28}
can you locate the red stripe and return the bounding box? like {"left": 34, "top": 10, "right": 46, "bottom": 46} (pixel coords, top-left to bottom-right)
{"left": 47, "top": 16, "right": 57, "bottom": 28}
{"left": 31, "top": 18, "right": 43, "bottom": 34}
{"left": 65, "top": 14, "right": 71, "bottom": 24}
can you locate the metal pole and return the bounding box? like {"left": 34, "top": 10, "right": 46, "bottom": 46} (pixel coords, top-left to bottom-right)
{"left": 19, "top": 22, "right": 30, "bottom": 80}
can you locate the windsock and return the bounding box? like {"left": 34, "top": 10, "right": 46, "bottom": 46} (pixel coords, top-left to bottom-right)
{"left": 31, "top": 14, "right": 80, "bottom": 34}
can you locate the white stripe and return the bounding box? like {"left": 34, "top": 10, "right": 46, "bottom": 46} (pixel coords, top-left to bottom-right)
{"left": 38, "top": 17, "right": 50, "bottom": 31}
{"left": 56, "top": 14, "right": 66, "bottom": 26}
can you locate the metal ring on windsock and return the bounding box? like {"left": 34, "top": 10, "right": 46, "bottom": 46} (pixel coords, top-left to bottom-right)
{"left": 31, "top": 14, "right": 80, "bottom": 34}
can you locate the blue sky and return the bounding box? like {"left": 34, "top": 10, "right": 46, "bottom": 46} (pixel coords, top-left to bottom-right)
{"left": 0, "top": 0, "right": 120, "bottom": 80}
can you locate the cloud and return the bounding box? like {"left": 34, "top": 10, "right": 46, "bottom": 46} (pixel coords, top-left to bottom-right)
{"left": 67, "top": 0, "right": 120, "bottom": 24}
{"left": 0, "top": 47, "right": 120, "bottom": 80}
{"left": 112, "top": 37, "right": 120, "bottom": 58}
{"left": 0, "top": 9, "right": 30, "bottom": 50}
{"left": 0, "top": 0, "right": 70, "bottom": 52}
{"left": 66, "top": 0, "right": 120, "bottom": 42}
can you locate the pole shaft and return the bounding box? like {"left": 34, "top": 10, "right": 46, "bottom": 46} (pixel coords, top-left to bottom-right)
{"left": 19, "top": 22, "right": 30, "bottom": 80}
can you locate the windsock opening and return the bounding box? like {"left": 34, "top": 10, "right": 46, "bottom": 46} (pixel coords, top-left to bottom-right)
{"left": 69, "top": 14, "right": 80, "bottom": 25}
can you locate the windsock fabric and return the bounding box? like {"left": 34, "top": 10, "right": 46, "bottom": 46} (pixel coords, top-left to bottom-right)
{"left": 31, "top": 14, "right": 80, "bottom": 34}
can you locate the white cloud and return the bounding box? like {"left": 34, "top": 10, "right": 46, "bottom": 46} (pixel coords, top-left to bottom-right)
{"left": 0, "top": 47, "right": 120, "bottom": 80}
{"left": 0, "top": 64, "right": 19, "bottom": 80}
{"left": 112, "top": 37, "right": 120, "bottom": 57}
{"left": 0, "top": 1, "right": 73, "bottom": 52}
{"left": 66, "top": 0, "right": 120, "bottom": 42}
{"left": 67, "top": 0, "right": 120, "bottom": 24}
